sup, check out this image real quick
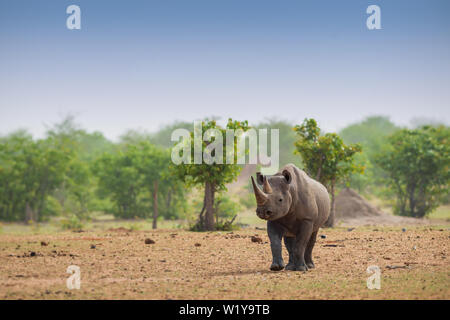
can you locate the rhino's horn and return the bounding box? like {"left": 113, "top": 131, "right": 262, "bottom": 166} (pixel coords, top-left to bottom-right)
{"left": 263, "top": 177, "right": 273, "bottom": 194}
{"left": 251, "top": 176, "right": 268, "bottom": 206}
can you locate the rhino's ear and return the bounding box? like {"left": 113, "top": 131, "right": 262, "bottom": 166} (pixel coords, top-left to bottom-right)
{"left": 282, "top": 169, "right": 292, "bottom": 184}
{"left": 256, "top": 172, "right": 264, "bottom": 185}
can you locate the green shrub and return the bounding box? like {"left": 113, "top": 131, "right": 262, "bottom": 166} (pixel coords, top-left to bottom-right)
{"left": 60, "top": 215, "right": 84, "bottom": 231}
{"left": 41, "top": 196, "right": 63, "bottom": 219}
{"left": 188, "top": 194, "right": 241, "bottom": 232}
{"left": 376, "top": 126, "right": 449, "bottom": 217}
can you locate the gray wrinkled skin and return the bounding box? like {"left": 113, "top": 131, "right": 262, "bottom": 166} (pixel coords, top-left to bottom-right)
{"left": 252, "top": 164, "right": 330, "bottom": 271}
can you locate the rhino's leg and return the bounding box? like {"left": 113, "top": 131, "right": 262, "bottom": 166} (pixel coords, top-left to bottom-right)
{"left": 305, "top": 231, "right": 318, "bottom": 269}
{"left": 283, "top": 237, "right": 296, "bottom": 270}
{"left": 267, "top": 221, "right": 285, "bottom": 271}
{"left": 293, "top": 220, "right": 313, "bottom": 271}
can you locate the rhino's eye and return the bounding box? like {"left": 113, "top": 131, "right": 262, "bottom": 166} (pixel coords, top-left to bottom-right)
{"left": 278, "top": 198, "right": 283, "bottom": 202}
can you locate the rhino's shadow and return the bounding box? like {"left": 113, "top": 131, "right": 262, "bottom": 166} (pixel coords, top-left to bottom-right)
{"left": 208, "top": 269, "right": 280, "bottom": 277}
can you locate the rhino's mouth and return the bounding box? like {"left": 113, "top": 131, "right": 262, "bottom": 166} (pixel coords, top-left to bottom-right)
{"left": 256, "top": 208, "right": 272, "bottom": 220}
{"left": 257, "top": 213, "right": 269, "bottom": 220}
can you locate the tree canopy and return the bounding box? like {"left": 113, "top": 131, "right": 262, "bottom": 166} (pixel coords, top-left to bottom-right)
{"left": 376, "top": 125, "right": 449, "bottom": 217}
{"left": 171, "top": 119, "right": 250, "bottom": 231}
{"left": 294, "top": 118, "right": 363, "bottom": 227}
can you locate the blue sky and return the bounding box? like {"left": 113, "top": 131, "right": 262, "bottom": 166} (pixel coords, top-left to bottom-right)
{"left": 0, "top": 0, "right": 449, "bottom": 140}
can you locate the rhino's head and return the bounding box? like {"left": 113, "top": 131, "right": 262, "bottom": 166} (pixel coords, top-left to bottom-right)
{"left": 251, "top": 170, "right": 293, "bottom": 221}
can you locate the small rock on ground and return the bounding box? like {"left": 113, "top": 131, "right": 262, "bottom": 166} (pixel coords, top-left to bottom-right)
{"left": 251, "top": 236, "right": 262, "bottom": 243}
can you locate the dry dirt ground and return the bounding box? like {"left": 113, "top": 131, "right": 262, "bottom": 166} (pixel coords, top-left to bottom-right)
{"left": 0, "top": 226, "right": 448, "bottom": 300}
{"left": 337, "top": 214, "right": 442, "bottom": 227}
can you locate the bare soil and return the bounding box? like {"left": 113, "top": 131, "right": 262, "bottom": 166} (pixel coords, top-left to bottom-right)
{"left": 335, "top": 188, "right": 384, "bottom": 219}
{"left": 335, "top": 188, "right": 440, "bottom": 227}
{"left": 0, "top": 226, "right": 448, "bottom": 299}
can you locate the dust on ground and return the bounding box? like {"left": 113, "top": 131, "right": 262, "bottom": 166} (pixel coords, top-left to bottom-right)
{"left": 0, "top": 226, "right": 448, "bottom": 300}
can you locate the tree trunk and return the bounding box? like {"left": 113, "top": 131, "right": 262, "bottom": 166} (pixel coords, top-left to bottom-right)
{"left": 316, "top": 155, "right": 324, "bottom": 181}
{"left": 214, "top": 199, "right": 223, "bottom": 225}
{"left": 204, "top": 181, "right": 215, "bottom": 231}
{"left": 33, "top": 208, "right": 38, "bottom": 222}
{"left": 60, "top": 179, "right": 67, "bottom": 212}
{"left": 198, "top": 193, "right": 206, "bottom": 227}
{"left": 25, "top": 202, "right": 33, "bottom": 222}
{"left": 152, "top": 180, "right": 158, "bottom": 229}
{"left": 408, "top": 185, "right": 416, "bottom": 217}
{"left": 324, "top": 179, "right": 336, "bottom": 228}
{"left": 25, "top": 202, "right": 38, "bottom": 223}
{"left": 316, "top": 165, "right": 322, "bottom": 181}
{"left": 166, "top": 189, "right": 172, "bottom": 210}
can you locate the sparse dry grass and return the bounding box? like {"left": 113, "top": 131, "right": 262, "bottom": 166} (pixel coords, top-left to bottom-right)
{"left": 429, "top": 205, "right": 450, "bottom": 220}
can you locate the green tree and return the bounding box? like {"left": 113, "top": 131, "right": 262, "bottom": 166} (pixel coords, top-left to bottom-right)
{"left": 294, "top": 119, "right": 363, "bottom": 227}
{"left": 119, "top": 129, "right": 152, "bottom": 146}
{"left": 0, "top": 133, "right": 71, "bottom": 221}
{"left": 341, "top": 152, "right": 373, "bottom": 193}
{"left": 150, "top": 121, "right": 194, "bottom": 149}
{"left": 256, "top": 119, "right": 302, "bottom": 168}
{"left": 339, "top": 116, "right": 399, "bottom": 193}
{"left": 94, "top": 151, "right": 146, "bottom": 218}
{"left": 158, "top": 172, "right": 187, "bottom": 221}
{"left": 0, "top": 133, "right": 33, "bottom": 221}
{"left": 94, "top": 141, "right": 182, "bottom": 225}
{"left": 172, "top": 119, "right": 250, "bottom": 231}
{"left": 64, "top": 159, "right": 92, "bottom": 217}
{"left": 376, "top": 126, "right": 449, "bottom": 217}
{"left": 45, "top": 116, "right": 112, "bottom": 218}
{"left": 128, "top": 142, "right": 172, "bottom": 228}
{"left": 340, "top": 116, "right": 398, "bottom": 159}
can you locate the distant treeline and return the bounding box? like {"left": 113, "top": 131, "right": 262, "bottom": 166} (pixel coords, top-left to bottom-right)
{"left": 0, "top": 115, "right": 448, "bottom": 226}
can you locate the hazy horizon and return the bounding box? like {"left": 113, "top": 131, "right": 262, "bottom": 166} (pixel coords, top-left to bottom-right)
{"left": 1, "top": 113, "right": 445, "bottom": 143}
{"left": 1, "top": 0, "right": 449, "bottom": 140}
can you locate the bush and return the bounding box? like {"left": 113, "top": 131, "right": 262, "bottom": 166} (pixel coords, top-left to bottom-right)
{"left": 41, "top": 196, "right": 63, "bottom": 219}
{"left": 215, "top": 219, "right": 240, "bottom": 231}
{"left": 376, "top": 126, "right": 449, "bottom": 217}
{"left": 215, "top": 194, "right": 241, "bottom": 220}
{"left": 60, "top": 215, "right": 84, "bottom": 231}
{"left": 188, "top": 219, "right": 240, "bottom": 232}
{"left": 189, "top": 194, "right": 241, "bottom": 232}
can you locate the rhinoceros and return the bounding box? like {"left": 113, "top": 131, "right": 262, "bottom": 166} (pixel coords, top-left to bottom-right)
{"left": 251, "top": 164, "right": 330, "bottom": 271}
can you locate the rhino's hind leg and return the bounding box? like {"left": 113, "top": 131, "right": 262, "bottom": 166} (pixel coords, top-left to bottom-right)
{"left": 305, "top": 231, "right": 318, "bottom": 269}
{"left": 293, "top": 221, "right": 313, "bottom": 271}
{"left": 283, "top": 236, "right": 296, "bottom": 270}
{"left": 267, "top": 221, "right": 285, "bottom": 271}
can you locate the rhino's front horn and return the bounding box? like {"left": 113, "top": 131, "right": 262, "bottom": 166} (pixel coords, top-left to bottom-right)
{"left": 251, "top": 176, "right": 268, "bottom": 206}
{"left": 263, "top": 177, "right": 273, "bottom": 194}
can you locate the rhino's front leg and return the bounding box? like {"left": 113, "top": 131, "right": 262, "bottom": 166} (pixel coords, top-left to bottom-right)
{"left": 283, "top": 236, "right": 296, "bottom": 270}
{"left": 267, "top": 221, "right": 285, "bottom": 271}
{"left": 293, "top": 220, "right": 313, "bottom": 271}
